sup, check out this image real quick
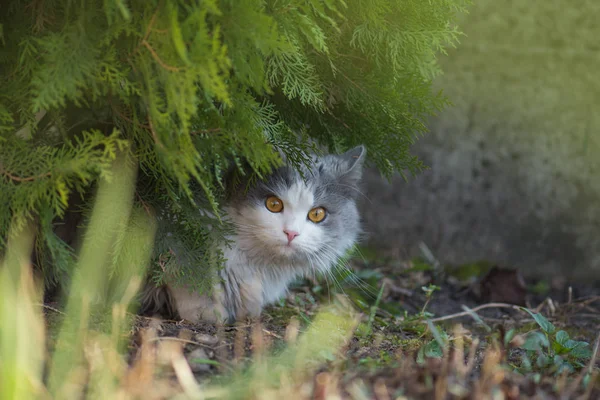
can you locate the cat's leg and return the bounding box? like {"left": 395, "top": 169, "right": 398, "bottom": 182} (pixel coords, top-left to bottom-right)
{"left": 220, "top": 265, "right": 264, "bottom": 320}
{"left": 168, "top": 283, "right": 229, "bottom": 323}
{"left": 237, "top": 276, "right": 264, "bottom": 319}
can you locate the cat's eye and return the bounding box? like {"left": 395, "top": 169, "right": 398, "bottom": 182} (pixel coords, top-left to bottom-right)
{"left": 307, "top": 207, "right": 326, "bottom": 223}
{"left": 265, "top": 196, "right": 284, "bottom": 213}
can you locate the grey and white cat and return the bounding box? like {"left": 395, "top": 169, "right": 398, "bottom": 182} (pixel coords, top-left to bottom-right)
{"left": 145, "top": 145, "right": 366, "bottom": 323}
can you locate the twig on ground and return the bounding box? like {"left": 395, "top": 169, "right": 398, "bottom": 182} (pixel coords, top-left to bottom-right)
{"left": 262, "top": 328, "right": 283, "bottom": 340}
{"left": 571, "top": 313, "right": 600, "bottom": 319}
{"left": 460, "top": 304, "right": 492, "bottom": 332}
{"left": 424, "top": 303, "right": 523, "bottom": 323}
{"left": 382, "top": 277, "right": 413, "bottom": 297}
{"left": 148, "top": 336, "right": 229, "bottom": 350}
{"left": 570, "top": 296, "right": 600, "bottom": 306}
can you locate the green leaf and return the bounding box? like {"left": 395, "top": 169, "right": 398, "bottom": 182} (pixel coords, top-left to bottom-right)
{"left": 522, "top": 331, "right": 549, "bottom": 351}
{"left": 569, "top": 342, "right": 592, "bottom": 360}
{"left": 553, "top": 354, "right": 564, "bottom": 366}
{"left": 424, "top": 341, "right": 443, "bottom": 359}
{"left": 555, "top": 330, "right": 570, "bottom": 345}
{"left": 553, "top": 330, "right": 571, "bottom": 354}
{"left": 427, "top": 321, "right": 448, "bottom": 350}
{"left": 556, "top": 361, "right": 575, "bottom": 375}
{"left": 564, "top": 339, "right": 581, "bottom": 350}
{"left": 552, "top": 342, "right": 566, "bottom": 355}
{"left": 521, "top": 308, "right": 556, "bottom": 334}
{"left": 521, "top": 353, "right": 532, "bottom": 372}
{"left": 536, "top": 353, "right": 551, "bottom": 368}
{"left": 504, "top": 328, "right": 516, "bottom": 346}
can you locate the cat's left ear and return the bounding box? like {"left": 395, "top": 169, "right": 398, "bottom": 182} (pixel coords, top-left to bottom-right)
{"left": 339, "top": 145, "right": 366, "bottom": 184}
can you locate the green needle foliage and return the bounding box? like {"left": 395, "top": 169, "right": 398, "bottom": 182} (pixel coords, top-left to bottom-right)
{"left": 0, "top": 0, "right": 468, "bottom": 289}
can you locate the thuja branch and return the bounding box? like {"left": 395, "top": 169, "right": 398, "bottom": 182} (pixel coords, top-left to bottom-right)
{"left": 0, "top": 164, "right": 51, "bottom": 183}
{"left": 141, "top": 40, "right": 181, "bottom": 72}
{"left": 134, "top": 4, "right": 180, "bottom": 73}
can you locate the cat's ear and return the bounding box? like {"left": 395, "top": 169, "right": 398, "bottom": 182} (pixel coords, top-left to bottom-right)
{"left": 270, "top": 145, "right": 287, "bottom": 164}
{"left": 339, "top": 145, "right": 366, "bottom": 184}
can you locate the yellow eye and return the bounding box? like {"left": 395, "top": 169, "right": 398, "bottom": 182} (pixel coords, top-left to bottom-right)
{"left": 265, "top": 196, "right": 284, "bottom": 213}
{"left": 308, "top": 207, "right": 326, "bottom": 223}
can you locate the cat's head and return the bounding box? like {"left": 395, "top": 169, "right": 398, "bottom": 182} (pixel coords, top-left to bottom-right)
{"left": 227, "top": 146, "right": 366, "bottom": 269}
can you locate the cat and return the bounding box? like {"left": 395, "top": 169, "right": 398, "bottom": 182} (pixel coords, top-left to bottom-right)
{"left": 142, "top": 145, "right": 366, "bottom": 323}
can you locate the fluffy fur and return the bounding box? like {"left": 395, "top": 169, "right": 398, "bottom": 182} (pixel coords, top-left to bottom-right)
{"left": 142, "top": 146, "right": 366, "bottom": 323}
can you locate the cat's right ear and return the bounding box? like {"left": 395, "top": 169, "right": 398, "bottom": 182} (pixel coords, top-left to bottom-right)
{"left": 275, "top": 146, "right": 288, "bottom": 164}
{"left": 339, "top": 145, "right": 366, "bottom": 184}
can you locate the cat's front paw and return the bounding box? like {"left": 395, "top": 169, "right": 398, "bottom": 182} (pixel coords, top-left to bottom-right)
{"left": 237, "top": 279, "right": 264, "bottom": 319}
{"left": 169, "top": 284, "right": 230, "bottom": 323}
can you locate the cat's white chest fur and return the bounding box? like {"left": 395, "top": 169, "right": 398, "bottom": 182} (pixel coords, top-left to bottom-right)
{"left": 222, "top": 243, "right": 300, "bottom": 310}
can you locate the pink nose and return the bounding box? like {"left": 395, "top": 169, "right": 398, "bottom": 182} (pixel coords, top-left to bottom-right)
{"left": 284, "top": 230, "right": 299, "bottom": 243}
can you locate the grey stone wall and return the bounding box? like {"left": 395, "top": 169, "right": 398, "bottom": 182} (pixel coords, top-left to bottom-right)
{"left": 358, "top": 0, "right": 600, "bottom": 282}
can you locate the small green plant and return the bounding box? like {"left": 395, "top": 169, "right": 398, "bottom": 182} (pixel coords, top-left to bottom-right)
{"left": 396, "top": 284, "right": 441, "bottom": 335}
{"left": 356, "top": 350, "right": 397, "bottom": 371}
{"left": 514, "top": 308, "right": 593, "bottom": 375}
{"left": 416, "top": 322, "right": 448, "bottom": 364}
{"left": 419, "top": 284, "right": 441, "bottom": 319}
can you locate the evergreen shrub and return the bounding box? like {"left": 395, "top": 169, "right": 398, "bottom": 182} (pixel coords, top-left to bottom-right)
{"left": 0, "top": 0, "right": 468, "bottom": 290}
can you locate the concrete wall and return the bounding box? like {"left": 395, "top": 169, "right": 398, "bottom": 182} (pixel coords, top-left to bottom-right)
{"left": 359, "top": 0, "right": 600, "bottom": 282}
